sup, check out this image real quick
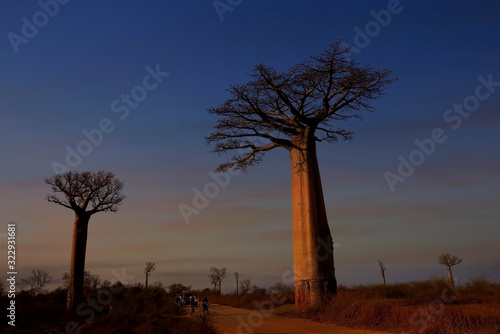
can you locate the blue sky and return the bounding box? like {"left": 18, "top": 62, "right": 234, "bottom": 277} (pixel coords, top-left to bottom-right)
{"left": 1, "top": 0, "right": 499, "bottom": 292}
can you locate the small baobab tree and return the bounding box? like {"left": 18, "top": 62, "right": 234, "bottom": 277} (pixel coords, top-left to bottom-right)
{"left": 21, "top": 268, "right": 51, "bottom": 295}
{"left": 239, "top": 279, "right": 251, "bottom": 294}
{"left": 45, "top": 170, "right": 125, "bottom": 311}
{"left": 85, "top": 272, "right": 101, "bottom": 294}
{"left": 439, "top": 253, "right": 462, "bottom": 286}
{"left": 378, "top": 260, "right": 386, "bottom": 286}
{"left": 206, "top": 41, "right": 395, "bottom": 311}
{"left": 144, "top": 262, "right": 156, "bottom": 291}
{"left": 208, "top": 267, "right": 227, "bottom": 294}
{"left": 208, "top": 273, "right": 218, "bottom": 291}
{"left": 234, "top": 271, "right": 239, "bottom": 295}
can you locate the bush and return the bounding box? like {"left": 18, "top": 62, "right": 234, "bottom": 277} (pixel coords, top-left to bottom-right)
{"left": 6, "top": 285, "right": 220, "bottom": 334}
{"left": 304, "top": 279, "right": 500, "bottom": 334}
{"left": 207, "top": 289, "right": 294, "bottom": 310}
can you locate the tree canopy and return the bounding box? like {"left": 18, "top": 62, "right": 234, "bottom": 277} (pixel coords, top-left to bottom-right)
{"left": 439, "top": 253, "right": 463, "bottom": 267}
{"left": 45, "top": 170, "right": 125, "bottom": 214}
{"left": 206, "top": 41, "right": 395, "bottom": 172}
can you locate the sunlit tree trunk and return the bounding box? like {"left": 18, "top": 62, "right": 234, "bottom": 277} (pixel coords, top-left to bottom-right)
{"left": 290, "top": 127, "right": 337, "bottom": 312}
{"left": 67, "top": 212, "right": 90, "bottom": 311}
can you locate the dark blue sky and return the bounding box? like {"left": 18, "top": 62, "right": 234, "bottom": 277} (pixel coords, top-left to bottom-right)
{"left": 1, "top": 1, "right": 499, "bottom": 291}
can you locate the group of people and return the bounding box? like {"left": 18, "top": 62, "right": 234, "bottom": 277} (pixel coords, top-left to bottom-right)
{"left": 189, "top": 296, "right": 209, "bottom": 316}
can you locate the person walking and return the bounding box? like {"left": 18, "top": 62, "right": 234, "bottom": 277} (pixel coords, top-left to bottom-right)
{"left": 202, "top": 296, "right": 209, "bottom": 314}
{"left": 189, "top": 296, "right": 196, "bottom": 316}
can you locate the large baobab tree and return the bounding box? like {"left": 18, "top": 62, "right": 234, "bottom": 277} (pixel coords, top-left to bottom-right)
{"left": 206, "top": 41, "right": 395, "bottom": 311}
{"left": 45, "top": 170, "right": 125, "bottom": 311}
{"left": 439, "top": 253, "right": 462, "bottom": 286}
{"left": 144, "top": 262, "right": 156, "bottom": 291}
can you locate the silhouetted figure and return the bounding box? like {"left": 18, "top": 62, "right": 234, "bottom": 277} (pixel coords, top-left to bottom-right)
{"left": 202, "top": 296, "right": 209, "bottom": 314}
{"left": 189, "top": 296, "right": 195, "bottom": 315}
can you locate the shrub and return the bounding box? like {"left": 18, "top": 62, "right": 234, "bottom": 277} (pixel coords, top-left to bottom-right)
{"left": 299, "top": 279, "right": 500, "bottom": 334}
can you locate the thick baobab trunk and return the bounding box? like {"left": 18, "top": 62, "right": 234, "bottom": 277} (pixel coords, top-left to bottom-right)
{"left": 447, "top": 266, "right": 454, "bottom": 286}
{"left": 67, "top": 213, "right": 90, "bottom": 311}
{"left": 290, "top": 128, "right": 337, "bottom": 312}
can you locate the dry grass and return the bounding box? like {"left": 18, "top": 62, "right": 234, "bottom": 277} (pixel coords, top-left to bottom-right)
{"left": 8, "top": 278, "right": 498, "bottom": 333}
{"left": 196, "top": 278, "right": 500, "bottom": 333}
{"left": 304, "top": 278, "right": 500, "bottom": 334}
{"left": 205, "top": 290, "right": 295, "bottom": 310}
{"left": 2, "top": 285, "right": 220, "bottom": 334}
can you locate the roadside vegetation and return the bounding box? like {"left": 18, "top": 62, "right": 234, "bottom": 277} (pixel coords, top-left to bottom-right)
{"left": 202, "top": 281, "right": 295, "bottom": 310}
{"left": 3, "top": 269, "right": 499, "bottom": 334}
{"left": 299, "top": 276, "right": 500, "bottom": 334}
{"left": 0, "top": 279, "right": 219, "bottom": 334}
{"left": 201, "top": 276, "right": 500, "bottom": 334}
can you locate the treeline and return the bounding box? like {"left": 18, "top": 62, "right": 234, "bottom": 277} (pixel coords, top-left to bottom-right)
{"left": 0, "top": 269, "right": 219, "bottom": 334}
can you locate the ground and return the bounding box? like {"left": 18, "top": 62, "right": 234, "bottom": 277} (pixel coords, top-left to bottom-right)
{"left": 207, "top": 304, "right": 393, "bottom": 334}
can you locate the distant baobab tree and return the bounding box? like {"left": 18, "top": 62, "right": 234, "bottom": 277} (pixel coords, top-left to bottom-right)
{"left": 21, "top": 268, "right": 51, "bottom": 296}
{"left": 239, "top": 279, "right": 251, "bottom": 294}
{"left": 234, "top": 271, "right": 239, "bottom": 295}
{"left": 209, "top": 273, "right": 218, "bottom": 291}
{"left": 378, "top": 260, "right": 386, "bottom": 286}
{"left": 438, "top": 253, "right": 462, "bottom": 286}
{"left": 206, "top": 41, "right": 395, "bottom": 311}
{"left": 86, "top": 272, "right": 101, "bottom": 294}
{"left": 208, "top": 267, "right": 227, "bottom": 294}
{"left": 45, "top": 170, "right": 125, "bottom": 311}
{"left": 144, "top": 262, "right": 156, "bottom": 291}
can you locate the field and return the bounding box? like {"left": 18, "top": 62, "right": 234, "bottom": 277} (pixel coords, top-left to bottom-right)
{"left": 210, "top": 277, "right": 500, "bottom": 334}
{"left": 3, "top": 277, "right": 499, "bottom": 333}
{"left": 1, "top": 284, "right": 218, "bottom": 334}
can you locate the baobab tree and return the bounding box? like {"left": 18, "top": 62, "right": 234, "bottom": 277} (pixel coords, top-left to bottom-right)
{"left": 439, "top": 253, "right": 462, "bottom": 286}
{"left": 208, "top": 267, "right": 227, "bottom": 294}
{"left": 206, "top": 41, "right": 394, "bottom": 311}
{"left": 378, "top": 260, "right": 386, "bottom": 286}
{"left": 21, "top": 268, "right": 51, "bottom": 295}
{"left": 45, "top": 170, "right": 125, "bottom": 311}
{"left": 239, "top": 279, "right": 251, "bottom": 294}
{"left": 234, "top": 271, "right": 239, "bottom": 295}
{"left": 144, "top": 262, "right": 156, "bottom": 291}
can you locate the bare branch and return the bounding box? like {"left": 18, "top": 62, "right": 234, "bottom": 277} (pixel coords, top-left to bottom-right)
{"left": 45, "top": 171, "right": 125, "bottom": 216}
{"left": 438, "top": 253, "right": 463, "bottom": 267}
{"left": 207, "top": 40, "right": 395, "bottom": 172}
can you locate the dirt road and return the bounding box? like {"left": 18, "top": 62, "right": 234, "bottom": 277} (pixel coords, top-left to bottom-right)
{"left": 208, "top": 304, "right": 393, "bottom": 334}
